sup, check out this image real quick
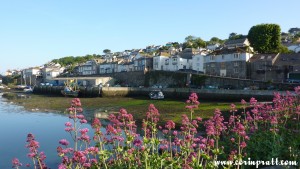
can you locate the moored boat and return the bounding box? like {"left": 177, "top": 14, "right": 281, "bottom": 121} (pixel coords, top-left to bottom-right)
{"left": 61, "top": 79, "right": 80, "bottom": 97}
{"left": 149, "top": 90, "right": 164, "bottom": 100}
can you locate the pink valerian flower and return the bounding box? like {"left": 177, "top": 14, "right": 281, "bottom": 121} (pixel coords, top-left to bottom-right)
{"left": 72, "top": 151, "right": 87, "bottom": 164}
{"left": 59, "top": 139, "right": 70, "bottom": 146}
{"left": 12, "top": 158, "right": 22, "bottom": 168}
{"left": 92, "top": 118, "right": 101, "bottom": 129}
{"left": 240, "top": 141, "right": 247, "bottom": 148}
{"left": 80, "top": 128, "right": 89, "bottom": 135}
{"left": 58, "top": 164, "right": 67, "bottom": 169}
{"left": 71, "top": 98, "right": 82, "bottom": 107}
{"left": 65, "top": 127, "right": 74, "bottom": 132}
{"left": 232, "top": 122, "right": 247, "bottom": 138}
{"left": 65, "top": 122, "right": 72, "bottom": 127}
{"left": 76, "top": 114, "right": 85, "bottom": 120}
{"left": 230, "top": 104, "right": 237, "bottom": 112}
{"left": 146, "top": 104, "right": 160, "bottom": 122}
{"left": 133, "top": 139, "right": 142, "bottom": 147}
{"left": 295, "top": 86, "right": 300, "bottom": 95}
{"left": 106, "top": 124, "right": 118, "bottom": 135}
{"left": 185, "top": 93, "right": 200, "bottom": 110}
{"left": 250, "top": 97, "right": 257, "bottom": 105}
{"left": 270, "top": 116, "right": 278, "bottom": 125}
{"left": 80, "top": 119, "right": 87, "bottom": 124}
{"left": 165, "top": 120, "right": 176, "bottom": 130}
{"left": 86, "top": 147, "right": 98, "bottom": 155}
{"left": 204, "top": 109, "right": 226, "bottom": 137}
{"left": 196, "top": 117, "right": 202, "bottom": 121}
{"left": 241, "top": 99, "right": 247, "bottom": 105}
{"left": 230, "top": 138, "right": 235, "bottom": 142}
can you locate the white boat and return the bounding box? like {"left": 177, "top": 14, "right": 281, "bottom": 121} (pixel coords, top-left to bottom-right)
{"left": 23, "top": 86, "right": 33, "bottom": 93}
{"left": 149, "top": 90, "right": 164, "bottom": 100}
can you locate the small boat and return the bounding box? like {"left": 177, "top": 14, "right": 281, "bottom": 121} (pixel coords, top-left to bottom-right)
{"left": 61, "top": 87, "right": 79, "bottom": 97}
{"left": 149, "top": 90, "right": 164, "bottom": 100}
{"left": 61, "top": 79, "right": 80, "bottom": 97}
{"left": 23, "top": 86, "right": 33, "bottom": 93}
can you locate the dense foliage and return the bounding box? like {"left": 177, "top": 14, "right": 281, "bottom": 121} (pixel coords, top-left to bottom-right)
{"left": 247, "top": 24, "right": 287, "bottom": 54}
{"left": 52, "top": 55, "right": 101, "bottom": 67}
{"left": 183, "top": 35, "right": 206, "bottom": 49}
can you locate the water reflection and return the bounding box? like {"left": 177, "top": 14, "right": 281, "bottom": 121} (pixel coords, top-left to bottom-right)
{"left": 0, "top": 96, "right": 93, "bottom": 168}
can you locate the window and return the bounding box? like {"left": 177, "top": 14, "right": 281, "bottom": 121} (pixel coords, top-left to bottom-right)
{"left": 234, "top": 53, "right": 240, "bottom": 59}
{"left": 197, "top": 57, "right": 200, "bottom": 61}
{"left": 221, "top": 62, "right": 225, "bottom": 69}
{"left": 222, "top": 55, "right": 225, "bottom": 59}
{"left": 210, "top": 56, "right": 214, "bottom": 60}
{"left": 165, "top": 59, "right": 169, "bottom": 65}
{"left": 234, "top": 62, "right": 239, "bottom": 67}
{"left": 234, "top": 68, "right": 239, "bottom": 73}
{"left": 211, "top": 63, "right": 215, "bottom": 67}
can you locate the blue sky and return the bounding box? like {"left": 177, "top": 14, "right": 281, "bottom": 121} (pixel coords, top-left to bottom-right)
{"left": 0, "top": 0, "right": 299, "bottom": 74}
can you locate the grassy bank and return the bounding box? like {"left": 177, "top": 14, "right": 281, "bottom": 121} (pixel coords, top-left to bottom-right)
{"left": 2, "top": 92, "right": 242, "bottom": 125}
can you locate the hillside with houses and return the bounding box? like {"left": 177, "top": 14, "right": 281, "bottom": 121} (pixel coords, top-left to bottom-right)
{"left": 3, "top": 25, "right": 300, "bottom": 88}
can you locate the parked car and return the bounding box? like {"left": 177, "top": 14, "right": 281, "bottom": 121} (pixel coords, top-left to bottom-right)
{"left": 220, "top": 85, "right": 236, "bottom": 90}
{"left": 205, "top": 85, "right": 218, "bottom": 89}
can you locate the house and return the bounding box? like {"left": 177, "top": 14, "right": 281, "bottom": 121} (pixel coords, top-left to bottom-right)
{"left": 249, "top": 53, "right": 280, "bottom": 82}
{"left": 153, "top": 55, "right": 169, "bottom": 71}
{"left": 116, "top": 61, "right": 134, "bottom": 72}
{"left": 99, "top": 61, "right": 119, "bottom": 74}
{"left": 78, "top": 59, "right": 104, "bottom": 75}
{"left": 207, "top": 43, "right": 220, "bottom": 51}
{"left": 204, "top": 47, "right": 253, "bottom": 78}
{"left": 168, "top": 55, "right": 190, "bottom": 71}
{"left": 22, "top": 67, "right": 43, "bottom": 86}
{"left": 274, "top": 53, "right": 300, "bottom": 82}
{"left": 134, "top": 57, "right": 153, "bottom": 72}
{"left": 5, "top": 69, "right": 20, "bottom": 76}
{"left": 224, "top": 38, "right": 250, "bottom": 49}
{"left": 191, "top": 54, "right": 205, "bottom": 73}
{"left": 5, "top": 70, "right": 13, "bottom": 76}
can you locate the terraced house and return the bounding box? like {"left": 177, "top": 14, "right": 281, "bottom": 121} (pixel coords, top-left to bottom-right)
{"left": 204, "top": 38, "right": 254, "bottom": 78}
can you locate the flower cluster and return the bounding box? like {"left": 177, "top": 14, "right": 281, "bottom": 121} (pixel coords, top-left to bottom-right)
{"left": 13, "top": 89, "right": 300, "bottom": 168}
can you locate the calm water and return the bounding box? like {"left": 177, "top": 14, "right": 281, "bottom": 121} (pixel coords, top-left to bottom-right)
{"left": 0, "top": 95, "right": 94, "bottom": 168}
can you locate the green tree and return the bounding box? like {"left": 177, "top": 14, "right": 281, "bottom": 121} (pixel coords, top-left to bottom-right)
{"left": 183, "top": 36, "right": 206, "bottom": 49}
{"left": 208, "top": 37, "right": 225, "bottom": 45}
{"left": 228, "top": 32, "right": 246, "bottom": 40}
{"left": 103, "top": 49, "right": 111, "bottom": 54}
{"left": 248, "top": 24, "right": 282, "bottom": 53}
{"left": 185, "top": 35, "right": 196, "bottom": 42}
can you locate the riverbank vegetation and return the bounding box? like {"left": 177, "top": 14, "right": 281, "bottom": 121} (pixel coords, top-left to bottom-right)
{"left": 2, "top": 92, "right": 240, "bottom": 125}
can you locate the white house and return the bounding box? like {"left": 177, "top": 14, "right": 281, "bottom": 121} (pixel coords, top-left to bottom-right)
{"left": 191, "top": 54, "right": 205, "bottom": 73}
{"left": 43, "top": 67, "right": 64, "bottom": 81}
{"left": 207, "top": 43, "right": 220, "bottom": 51}
{"left": 169, "top": 55, "right": 190, "bottom": 71}
{"left": 22, "top": 67, "right": 43, "bottom": 86}
{"left": 153, "top": 55, "right": 169, "bottom": 71}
